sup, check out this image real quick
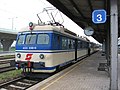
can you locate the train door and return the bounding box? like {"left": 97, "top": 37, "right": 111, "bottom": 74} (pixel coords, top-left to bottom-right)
{"left": 52, "top": 34, "right": 61, "bottom": 50}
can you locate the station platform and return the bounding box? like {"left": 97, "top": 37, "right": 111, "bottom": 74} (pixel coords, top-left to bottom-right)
{"left": 28, "top": 51, "right": 120, "bottom": 90}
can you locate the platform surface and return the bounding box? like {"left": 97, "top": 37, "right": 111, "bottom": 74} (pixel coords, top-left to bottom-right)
{"left": 40, "top": 51, "right": 120, "bottom": 90}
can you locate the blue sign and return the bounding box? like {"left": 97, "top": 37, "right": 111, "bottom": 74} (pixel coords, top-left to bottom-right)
{"left": 92, "top": 9, "right": 106, "bottom": 24}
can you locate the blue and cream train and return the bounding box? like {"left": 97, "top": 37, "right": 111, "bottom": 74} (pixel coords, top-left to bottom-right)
{"left": 15, "top": 23, "right": 97, "bottom": 73}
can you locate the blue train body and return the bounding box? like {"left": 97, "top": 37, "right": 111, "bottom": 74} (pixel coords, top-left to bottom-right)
{"left": 15, "top": 24, "right": 97, "bottom": 73}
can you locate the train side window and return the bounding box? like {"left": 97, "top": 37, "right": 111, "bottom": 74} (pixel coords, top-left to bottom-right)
{"left": 83, "top": 42, "right": 86, "bottom": 48}
{"left": 57, "top": 35, "right": 60, "bottom": 44}
{"left": 78, "top": 41, "right": 81, "bottom": 49}
{"left": 62, "top": 37, "right": 68, "bottom": 49}
{"left": 80, "top": 42, "right": 83, "bottom": 48}
{"left": 17, "top": 34, "right": 25, "bottom": 45}
{"left": 71, "top": 39, "right": 75, "bottom": 49}
{"left": 89, "top": 43, "right": 92, "bottom": 48}
{"left": 68, "top": 39, "right": 72, "bottom": 49}
{"left": 84, "top": 42, "right": 87, "bottom": 48}
{"left": 37, "top": 34, "right": 49, "bottom": 44}
{"left": 25, "top": 34, "right": 36, "bottom": 44}
{"left": 83, "top": 42, "right": 85, "bottom": 48}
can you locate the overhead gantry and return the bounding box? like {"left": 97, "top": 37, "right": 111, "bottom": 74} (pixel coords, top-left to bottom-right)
{"left": 0, "top": 28, "right": 17, "bottom": 51}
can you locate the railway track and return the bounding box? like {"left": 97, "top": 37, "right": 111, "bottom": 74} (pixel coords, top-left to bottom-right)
{"left": 0, "top": 55, "right": 15, "bottom": 60}
{"left": 0, "top": 55, "right": 88, "bottom": 90}
{"left": 0, "top": 66, "right": 15, "bottom": 73}
{"left": 0, "top": 58, "right": 15, "bottom": 73}
{"left": 0, "top": 73, "right": 52, "bottom": 90}
{"left": 0, "top": 60, "right": 75, "bottom": 90}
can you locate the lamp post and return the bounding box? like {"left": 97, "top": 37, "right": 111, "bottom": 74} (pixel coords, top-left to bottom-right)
{"left": 9, "top": 17, "right": 17, "bottom": 30}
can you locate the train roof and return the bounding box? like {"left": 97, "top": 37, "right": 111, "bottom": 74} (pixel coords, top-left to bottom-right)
{"left": 20, "top": 24, "right": 63, "bottom": 31}
{"left": 19, "top": 24, "right": 89, "bottom": 42}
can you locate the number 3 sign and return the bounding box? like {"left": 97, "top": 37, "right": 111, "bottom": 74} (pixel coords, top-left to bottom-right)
{"left": 92, "top": 9, "right": 107, "bottom": 24}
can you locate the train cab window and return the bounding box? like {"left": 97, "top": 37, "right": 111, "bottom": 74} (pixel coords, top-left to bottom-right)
{"left": 17, "top": 34, "right": 25, "bottom": 44}
{"left": 37, "top": 34, "right": 49, "bottom": 44}
{"left": 25, "top": 34, "right": 36, "bottom": 44}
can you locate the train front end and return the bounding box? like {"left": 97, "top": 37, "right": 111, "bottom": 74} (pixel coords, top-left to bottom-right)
{"left": 15, "top": 23, "right": 56, "bottom": 73}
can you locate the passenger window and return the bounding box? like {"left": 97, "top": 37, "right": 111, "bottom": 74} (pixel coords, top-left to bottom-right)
{"left": 17, "top": 34, "right": 25, "bottom": 45}
{"left": 37, "top": 34, "right": 49, "bottom": 44}
{"left": 78, "top": 41, "right": 81, "bottom": 49}
{"left": 25, "top": 34, "right": 36, "bottom": 44}
{"left": 57, "top": 36, "right": 60, "bottom": 44}
{"left": 80, "top": 42, "right": 82, "bottom": 48}
{"left": 71, "top": 40, "right": 75, "bottom": 49}
{"left": 62, "top": 37, "right": 68, "bottom": 49}
{"left": 68, "top": 39, "right": 72, "bottom": 49}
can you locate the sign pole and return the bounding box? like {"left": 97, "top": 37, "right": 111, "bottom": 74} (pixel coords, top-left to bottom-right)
{"left": 110, "top": 0, "right": 118, "bottom": 89}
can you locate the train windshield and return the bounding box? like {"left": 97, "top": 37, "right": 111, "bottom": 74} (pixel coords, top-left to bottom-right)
{"left": 17, "top": 33, "right": 50, "bottom": 45}
{"left": 17, "top": 34, "right": 25, "bottom": 44}
{"left": 25, "top": 34, "right": 36, "bottom": 44}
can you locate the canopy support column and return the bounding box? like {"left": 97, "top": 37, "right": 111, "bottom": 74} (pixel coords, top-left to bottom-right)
{"left": 110, "top": 0, "right": 118, "bottom": 89}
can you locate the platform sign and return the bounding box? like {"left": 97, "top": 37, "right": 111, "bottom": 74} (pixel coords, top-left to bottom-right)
{"left": 92, "top": 9, "right": 106, "bottom": 24}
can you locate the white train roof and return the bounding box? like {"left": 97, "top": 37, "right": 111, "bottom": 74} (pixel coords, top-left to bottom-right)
{"left": 20, "top": 24, "right": 63, "bottom": 31}
{"left": 19, "top": 24, "right": 89, "bottom": 42}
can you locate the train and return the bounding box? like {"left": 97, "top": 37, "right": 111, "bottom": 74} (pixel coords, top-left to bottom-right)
{"left": 15, "top": 22, "right": 98, "bottom": 73}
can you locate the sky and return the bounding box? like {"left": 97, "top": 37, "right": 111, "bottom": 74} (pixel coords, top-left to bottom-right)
{"left": 0, "top": 0, "right": 100, "bottom": 45}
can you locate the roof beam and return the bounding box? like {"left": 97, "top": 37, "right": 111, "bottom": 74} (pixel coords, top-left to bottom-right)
{"left": 103, "top": 0, "right": 108, "bottom": 36}
{"left": 74, "top": 17, "right": 91, "bottom": 22}
{"left": 87, "top": 0, "right": 93, "bottom": 12}
{"left": 46, "top": 0, "right": 86, "bottom": 28}
{"left": 47, "top": 0, "right": 113, "bottom": 43}
{"left": 46, "top": 0, "right": 73, "bottom": 18}
{"left": 69, "top": 0, "right": 86, "bottom": 19}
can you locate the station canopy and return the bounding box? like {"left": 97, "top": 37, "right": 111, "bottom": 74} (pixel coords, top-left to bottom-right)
{"left": 47, "top": 0, "right": 120, "bottom": 43}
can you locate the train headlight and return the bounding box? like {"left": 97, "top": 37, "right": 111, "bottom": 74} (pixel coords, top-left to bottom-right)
{"left": 29, "top": 22, "right": 34, "bottom": 30}
{"left": 39, "top": 54, "right": 44, "bottom": 59}
{"left": 17, "top": 53, "right": 21, "bottom": 58}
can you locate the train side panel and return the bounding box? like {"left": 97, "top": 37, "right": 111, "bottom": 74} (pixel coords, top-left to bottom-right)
{"left": 77, "top": 49, "right": 88, "bottom": 58}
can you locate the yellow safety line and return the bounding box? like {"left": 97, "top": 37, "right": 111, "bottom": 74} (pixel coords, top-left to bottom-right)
{"left": 41, "top": 60, "right": 85, "bottom": 90}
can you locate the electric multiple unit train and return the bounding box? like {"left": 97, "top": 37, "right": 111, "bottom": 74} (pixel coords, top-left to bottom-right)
{"left": 15, "top": 22, "right": 97, "bottom": 73}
